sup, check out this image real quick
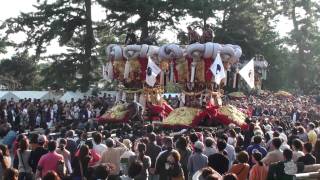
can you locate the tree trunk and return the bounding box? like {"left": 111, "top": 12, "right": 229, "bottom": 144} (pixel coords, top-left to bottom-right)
{"left": 81, "top": 0, "right": 94, "bottom": 91}
{"left": 140, "top": 18, "right": 149, "bottom": 43}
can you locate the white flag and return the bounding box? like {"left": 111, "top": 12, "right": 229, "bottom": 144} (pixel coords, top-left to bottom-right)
{"left": 146, "top": 58, "right": 161, "bottom": 87}
{"left": 239, "top": 59, "right": 255, "bottom": 88}
{"left": 210, "top": 53, "right": 226, "bottom": 84}
{"left": 102, "top": 65, "right": 107, "bottom": 80}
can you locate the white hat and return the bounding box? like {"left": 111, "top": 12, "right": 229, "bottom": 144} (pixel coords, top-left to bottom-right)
{"left": 194, "top": 141, "right": 204, "bottom": 150}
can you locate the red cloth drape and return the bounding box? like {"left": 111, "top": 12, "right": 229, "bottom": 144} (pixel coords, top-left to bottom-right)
{"left": 138, "top": 57, "right": 148, "bottom": 81}
{"left": 204, "top": 57, "right": 213, "bottom": 81}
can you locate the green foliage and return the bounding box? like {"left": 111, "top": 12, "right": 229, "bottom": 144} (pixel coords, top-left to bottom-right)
{"left": 96, "top": 0, "right": 186, "bottom": 40}
{"left": 0, "top": 53, "right": 38, "bottom": 90}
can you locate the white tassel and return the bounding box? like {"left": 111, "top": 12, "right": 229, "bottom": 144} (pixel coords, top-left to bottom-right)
{"left": 134, "top": 93, "right": 137, "bottom": 102}
{"left": 124, "top": 60, "right": 131, "bottom": 79}
{"left": 180, "top": 93, "right": 185, "bottom": 107}
{"left": 122, "top": 92, "right": 126, "bottom": 102}
{"left": 139, "top": 94, "right": 146, "bottom": 110}
{"left": 191, "top": 61, "right": 197, "bottom": 82}
{"left": 170, "top": 62, "right": 174, "bottom": 82}
{"left": 115, "top": 92, "right": 120, "bottom": 102}
{"left": 160, "top": 71, "right": 164, "bottom": 86}
{"left": 107, "top": 61, "right": 114, "bottom": 80}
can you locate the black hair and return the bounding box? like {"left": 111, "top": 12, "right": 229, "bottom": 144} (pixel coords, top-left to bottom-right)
{"left": 283, "top": 148, "right": 293, "bottom": 161}
{"left": 304, "top": 142, "right": 313, "bottom": 153}
{"left": 253, "top": 135, "right": 262, "bottom": 144}
{"left": 272, "top": 137, "right": 282, "bottom": 149}
{"left": 217, "top": 140, "right": 227, "bottom": 152}
{"left": 48, "top": 140, "right": 57, "bottom": 152}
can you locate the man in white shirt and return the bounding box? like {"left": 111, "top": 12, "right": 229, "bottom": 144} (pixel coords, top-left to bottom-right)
{"left": 92, "top": 132, "right": 107, "bottom": 156}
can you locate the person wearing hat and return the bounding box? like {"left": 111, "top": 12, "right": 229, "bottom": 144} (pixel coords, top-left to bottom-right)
{"left": 100, "top": 138, "right": 127, "bottom": 178}
{"left": 187, "top": 141, "right": 208, "bottom": 177}
{"left": 120, "top": 139, "right": 135, "bottom": 176}
{"left": 29, "top": 134, "right": 48, "bottom": 173}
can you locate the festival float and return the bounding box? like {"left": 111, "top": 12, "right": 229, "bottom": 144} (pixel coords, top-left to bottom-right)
{"left": 98, "top": 42, "right": 248, "bottom": 129}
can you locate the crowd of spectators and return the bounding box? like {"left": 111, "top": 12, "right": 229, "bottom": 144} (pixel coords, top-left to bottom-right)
{"left": 0, "top": 91, "right": 319, "bottom": 180}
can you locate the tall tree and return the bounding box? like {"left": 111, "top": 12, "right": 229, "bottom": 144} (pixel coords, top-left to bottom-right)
{"left": 185, "top": 0, "right": 218, "bottom": 28}
{"left": 4, "top": 0, "right": 96, "bottom": 91}
{"left": 279, "top": 0, "right": 320, "bottom": 91}
{"left": 97, "top": 0, "right": 186, "bottom": 41}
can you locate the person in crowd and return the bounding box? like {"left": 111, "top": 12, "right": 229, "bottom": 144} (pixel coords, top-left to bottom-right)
{"left": 222, "top": 173, "right": 238, "bottom": 180}
{"left": 29, "top": 134, "right": 48, "bottom": 173}
{"left": 65, "top": 130, "right": 77, "bottom": 160}
{"left": 146, "top": 133, "right": 161, "bottom": 180}
{"left": 0, "top": 144, "right": 11, "bottom": 178}
{"left": 42, "top": 171, "right": 61, "bottom": 180}
{"left": 120, "top": 139, "right": 135, "bottom": 176}
{"left": 227, "top": 129, "right": 237, "bottom": 148}
{"left": 229, "top": 151, "right": 250, "bottom": 180}
{"left": 100, "top": 138, "right": 127, "bottom": 179}
{"left": 267, "top": 149, "right": 303, "bottom": 180}
{"left": 203, "top": 137, "right": 217, "bottom": 157}
{"left": 187, "top": 141, "right": 208, "bottom": 177}
{"left": 16, "top": 138, "right": 33, "bottom": 180}
{"left": 246, "top": 135, "right": 267, "bottom": 164}
{"left": 187, "top": 26, "right": 200, "bottom": 44}
{"left": 175, "top": 136, "right": 192, "bottom": 180}
{"left": 36, "top": 140, "right": 65, "bottom": 178}
{"left": 249, "top": 152, "right": 268, "bottom": 180}
{"left": 155, "top": 137, "right": 176, "bottom": 180}
{"left": 3, "top": 168, "right": 19, "bottom": 180}
{"left": 297, "top": 142, "right": 316, "bottom": 165}
{"left": 56, "top": 138, "right": 72, "bottom": 174}
{"left": 1, "top": 123, "right": 16, "bottom": 149}
{"left": 297, "top": 126, "right": 308, "bottom": 142}
{"left": 166, "top": 150, "right": 185, "bottom": 180}
{"left": 291, "top": 139, "right": 304, "bottom": 162}
{"left": 201, "top": 24, "right": 213, "bottom": 43}
{"left": 312, "top": 140, "right": 320, "bottom": 164}
{"left": 125, "top": 28, "right": 137, "bottom": 45}
{"left": 261, "top": 137, "right": 284, "bottom": 166}
{"left": 222, "top": 134, "right": 236, "bottom": 167}
{"left": 93, "top": 132, "right": 108, "bottom": 157}
{"left": 287, "top": 128, "right": 299, "bottom": 147}
{"left": 208, "top": 140, "right": 230, "bottom": 175}
{"left": 307, "top": 122, "right": 317, "bottom": 146}
{"left": 71, "top": 145, "right": 91, "bottom": 179}
{"left": 198, "top": 167, "right": 222, "bottom": 180}
{"left": 128, "top": 143, "right": 151, "bottom": 180}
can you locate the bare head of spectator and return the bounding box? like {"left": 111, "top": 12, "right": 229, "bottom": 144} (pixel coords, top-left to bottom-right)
{"left": 292, "top": 139, "right": 303, "bottom": 151}
{"left": 303, "top": 142, "right": 313, "bottom": 154}
{"left": 48, "top": 140, "right": 57, "bottom": 152}
{"left": 283, "top": 149, "right": 293, "bottom": 161}
{"left": 42, "top": 171, "right": 61, "bottom": 180}
{"left": 93, "top": 132, "right": 103, "bottom": 145}
{"left": 272, "top": 137, "right": 282, "bottom": 150}
{"left": 3, "top": 168, "right": 19, "bottom": 180}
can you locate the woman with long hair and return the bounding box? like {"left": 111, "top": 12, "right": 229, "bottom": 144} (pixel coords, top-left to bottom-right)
{"left": 17, "top": 138, "right": 33, "bottom": 180}
{"left": 175, "top": 136, "right": 191, "bottom": 180}
{"left": 166, "top": 151, "right": 185, "bottom": 180}
{"left": 71, "top": 145, "right": 91, "bottom": 180}
{"left": 249, "top": 152, "right": 268, "bottom": 180}
{"left": 0, "top": 144, "right": 11, "bottom": 177}
{"left": 129, "top": 142, "right": 151, "bottom": 180}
